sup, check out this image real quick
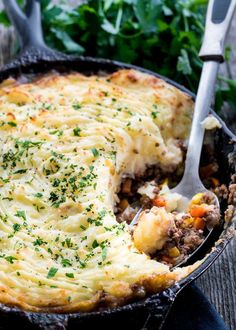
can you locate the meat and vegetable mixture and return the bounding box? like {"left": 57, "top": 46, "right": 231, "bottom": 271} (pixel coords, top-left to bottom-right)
{"left": 116, "top": 167, "right": 220, "bottom": 267}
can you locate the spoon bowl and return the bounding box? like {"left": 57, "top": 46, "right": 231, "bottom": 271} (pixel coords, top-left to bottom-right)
{"left": 170, "top": 174, "right": 220, "bottom": 214}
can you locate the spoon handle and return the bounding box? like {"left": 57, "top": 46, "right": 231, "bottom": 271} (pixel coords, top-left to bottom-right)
{"left": 199, "top": 0, "right": 236, "bottom": 62}
{"left": 183, "top": 0, "right": 236, "bottom": 180}
{"left": 183, "top": 62, "right": 219, "bottom": 180}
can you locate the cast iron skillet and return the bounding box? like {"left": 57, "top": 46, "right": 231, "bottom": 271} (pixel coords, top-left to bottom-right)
{"left": 0, "top": 1, "right": 235, "bottom": 329}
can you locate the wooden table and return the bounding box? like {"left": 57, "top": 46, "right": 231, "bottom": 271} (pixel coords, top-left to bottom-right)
{"left": 0, "top": 19, "right": 236, "bottom": 330}
{"left": 197, "top": 237, "right": 236, "bottom": 329}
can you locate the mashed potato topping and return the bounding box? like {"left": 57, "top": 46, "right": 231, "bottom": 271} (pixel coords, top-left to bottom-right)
{"left": 0, "top": 69, "right": 195, "bottom": 312}
{"left": 133, "top": 207, "right": 175, "bottom": 254}
{"left": 201, "top": 115, "right": 222, "bottom": 130}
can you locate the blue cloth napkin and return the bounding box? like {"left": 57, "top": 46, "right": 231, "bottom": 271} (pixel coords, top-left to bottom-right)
{"left": 162, "top": 284, "right": 228, "bottom": 330}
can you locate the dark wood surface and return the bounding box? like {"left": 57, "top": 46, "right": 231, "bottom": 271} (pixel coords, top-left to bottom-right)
{"left": 197, "top": 237, "right": 236, "bottom": 330}
{"left": 0, "top": 19, "right": 236, "bottom": 330}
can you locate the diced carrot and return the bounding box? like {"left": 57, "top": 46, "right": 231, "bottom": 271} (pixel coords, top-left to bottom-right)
{"left": 200, "top": 164, "right": 217, "bottom": 177}
{"left": 211, "top": 177, "right": 220, "bottom": 188}
{"left": 193, "top": 217, "right": 205, "bottom": 230}
{"left": 190, "top": 204, "right": 207, "bottom": 217}
{"left": 161, "top": 255, "right": 172, "bottom": 263}
{"left": 119, "top": 199, "right": 129, "bottom": 211}
{"left": 122, "top": 179, "right": 132, "bottom": 194}
{"left": 152, "top": 197, "right": 166, "bottom": 207}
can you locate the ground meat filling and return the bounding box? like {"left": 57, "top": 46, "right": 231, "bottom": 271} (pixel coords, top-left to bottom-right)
{"left": 116, "top": 166, "right": 221, "bottom": 267}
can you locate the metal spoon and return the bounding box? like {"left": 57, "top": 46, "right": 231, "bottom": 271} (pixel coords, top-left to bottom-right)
{"left": 171, "top": 0, "right": 236, "bottom": 204}
{"left": 130, "top": 0, "right": 236, "bottom": 228}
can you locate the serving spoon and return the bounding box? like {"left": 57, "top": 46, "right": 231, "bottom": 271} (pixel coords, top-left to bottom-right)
{"left": 130, "top": 0, "right": 236, "bottom": 228}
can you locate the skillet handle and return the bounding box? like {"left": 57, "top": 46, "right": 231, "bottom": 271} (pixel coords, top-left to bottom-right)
{"left": 141, "top": 289, "right": 177, "bottom": 330}
{"left": 3, "top": 0, "right": 47, "bottom": 50}
{"left": 3, "top": 0, "right": 70, "bottom": 65}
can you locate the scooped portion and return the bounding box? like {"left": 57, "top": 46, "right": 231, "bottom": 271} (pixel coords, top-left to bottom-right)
{"left": 132, "top": 182, "right": 220, "bottom": 265}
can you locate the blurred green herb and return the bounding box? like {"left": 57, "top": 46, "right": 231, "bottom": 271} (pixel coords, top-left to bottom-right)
{"left": 0, "top": 0, "right": 236, "bottom": 112}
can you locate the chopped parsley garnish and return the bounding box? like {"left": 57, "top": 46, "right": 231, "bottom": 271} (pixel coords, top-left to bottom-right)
{"left": 92, "top": 240, "right": 99, "bottom": 249}
{"left": 78, "top": 172, "right": 97, "bottom": 191}
{"left": 13, "top": 169, "right": 27, "bottom": 174}
{"left": 151, "top": 111, "right": 158, "bottom": 119}
{"left": 7, "top": 121, "right": 17, "bottom": 127}
{"left": 52, "top": 178, "right": 60, "bottom": 187}
{"left": 91, "top": 148, "right": 99, "bottom": 157}
{"left": 33, "top": 238, "right": 45, "bottom": 246}
{"left": 0, "top": 213, "right": 8, "bottom": 222}
{"left": 16, "top": 140, "right": 43, "bottom": 150}
{"left": 1, "top": 140, "right": 43, "bottom": 170}
{"left": 5, "top": 256, "right": 17, "bottom": 264}
{"left": 87, "top": 217, "right": 102, "bottom": 226}
{"left": 34, "top": 192, "right": 43, "bottom": 198}
{"left": 42, "top": 102, "right": 52, "bottom": 110}
{"left": 98, "top": 209, "right": 107, "bottom": 218}
{"left": 2, "top": 197, "right": 12, "bottom": 201}
{"left": 2, "top": 150, "right": 15, "bottom": 169}
{"left": 51, "top": 151, "right": 64, "bottom": 159}
{"left": 87, "top": 209, "right": 107, "bottom": 226}
{"left": 109, "top": 151, "right": 117, "bottom": 161}
{"left": 13, "top": 223, "right": 21, "bottom": 232}
{"left": 61, "top": 259, "right": 72, "bottom": 267}
{"left": 72, "top": 103, "right": 82, "bottom": 110}
{"left": 85, "top": 204, "right": 93, "bottom": 212}
{"left": 73, "top": 127, "right": 81, "bottom": 136}
{"left": 49, "top": 192, "right": 65, "bottom": 208}
{"left": 49, "top": 168, "right": 97, "bottom": 208}
{"left": 65, "top": 238, "right": 73, "bottom": 248}
{"left": 102, "top": 246, "right": 107, "bottom": 261}
{"left": 66, "top": 273, "right": 74, "bottom": 278}
{"left": 76, "top": 257, "right": 86, "bottom": 268}
{"left": 0, "top": 177, "right": 10, "bottom": 183}
{"left": 49, "top": 129, "right": 63, "bottom": 136}
{"left": 47, "top": 267, "right": 58, "bottom": 278}
{"left": 15, "top": 210, "right": 26, "bottom": 221}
